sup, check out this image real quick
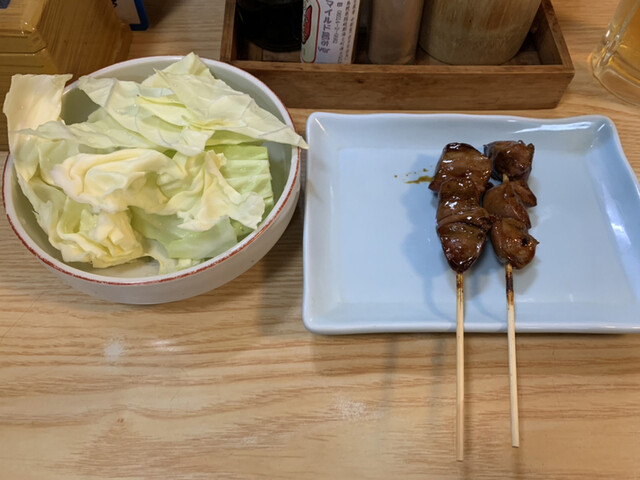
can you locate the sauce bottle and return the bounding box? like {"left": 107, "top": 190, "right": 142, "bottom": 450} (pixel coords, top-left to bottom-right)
{"left": 301, "top": 0, "right": 362, "bottom": 63}
{"left": 237, "top": 0, "right": 303, "bottom": 52}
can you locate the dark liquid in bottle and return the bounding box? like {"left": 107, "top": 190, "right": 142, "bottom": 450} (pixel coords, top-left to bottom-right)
{"left": 237, "top": 0, "right": 303, "bottom": 52}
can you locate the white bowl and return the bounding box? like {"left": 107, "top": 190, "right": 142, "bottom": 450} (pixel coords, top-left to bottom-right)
{"left": 2, "top": 56, "right": 301, "bottom": 304}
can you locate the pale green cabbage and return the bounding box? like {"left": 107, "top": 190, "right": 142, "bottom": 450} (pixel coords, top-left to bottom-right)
{"left": 3, "top": 53, "right": 306, "bottom": 274}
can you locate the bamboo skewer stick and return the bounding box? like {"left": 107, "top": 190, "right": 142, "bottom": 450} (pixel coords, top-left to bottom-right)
{"left": 456, "top": 272, "right": 465, "bottom": 461}
{"left": 502, "top": 174, "right": 520, "bottom": 448}
{"left": 506, "top": 262, "right": 520, "bottom": 447}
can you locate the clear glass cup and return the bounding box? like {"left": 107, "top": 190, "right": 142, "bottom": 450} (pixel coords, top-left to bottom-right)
{"left": 590, "top": 0, "right": 640, "bottom": 105}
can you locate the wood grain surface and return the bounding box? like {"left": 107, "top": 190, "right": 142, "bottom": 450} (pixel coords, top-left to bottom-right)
{"left": 1, "top": 1, "right": 640, "bottom": 479}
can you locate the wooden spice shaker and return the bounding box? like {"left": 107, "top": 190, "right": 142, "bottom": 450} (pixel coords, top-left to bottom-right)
{"left": 367, "top": 0, "right": 425, "bottom": 64}
{"left": 419, "top": 0, "right": 541, "bottom": 65}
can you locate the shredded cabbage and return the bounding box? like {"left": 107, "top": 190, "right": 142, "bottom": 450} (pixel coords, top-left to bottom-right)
{"left": 3, "top": 53, "right": 307, "bottom": 274}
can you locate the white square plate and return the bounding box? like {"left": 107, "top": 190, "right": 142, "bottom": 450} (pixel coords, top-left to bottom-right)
{"left": 302, "top": 113, "right": 640, "bottom": 334}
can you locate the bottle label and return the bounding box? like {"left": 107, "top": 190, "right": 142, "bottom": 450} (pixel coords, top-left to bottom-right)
{"left": 301, "top": 0, "right": 360, "bottom": 64}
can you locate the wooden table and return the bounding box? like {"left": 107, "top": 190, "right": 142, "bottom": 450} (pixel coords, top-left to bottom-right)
{"left": 1, "top": 1, "right": 639, "bottom": 478}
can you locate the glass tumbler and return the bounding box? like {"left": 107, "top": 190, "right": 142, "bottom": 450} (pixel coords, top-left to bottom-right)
{"left": 591, "top": 0, "right": 640, "bottom": 105}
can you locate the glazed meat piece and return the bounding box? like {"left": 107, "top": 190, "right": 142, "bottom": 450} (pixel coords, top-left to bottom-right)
{"left": 437, "top": 178, "right": 493, "bottom": 229}
{"left": 490, "top": 217, "right": 539, "bottom": 269}
{"left": 483, "top": 180, "right": 537, "bottom": 229}
{"left": 429, "top": 143, "right": 492, "bottom": 194}
{"left": 484, "top": 140, "right": 534, "bottom": 182}
{"left": 438, "top": 222, "right": 491, "bottom": 274}
{"left": 436, "top": 178, "right": 491, "bottom": 273}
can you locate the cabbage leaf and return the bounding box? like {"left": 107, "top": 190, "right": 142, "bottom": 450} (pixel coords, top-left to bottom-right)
{"left": 2, "top": 54, "right": 305, "bottom": 274}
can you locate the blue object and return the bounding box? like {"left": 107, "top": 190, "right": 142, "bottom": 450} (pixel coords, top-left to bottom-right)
{"left": 129, "top": 0, "right": 148, "bottom": 31}
{"left": 111, "top": 0, "right": 149, "bottom": 30}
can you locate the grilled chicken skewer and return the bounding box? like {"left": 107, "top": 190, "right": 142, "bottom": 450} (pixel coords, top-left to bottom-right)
{"left": 430, "top": 143, "right": 492, "bottom": 460}
{"left": 484, "top": 141, "right": 539, "bottom": 448}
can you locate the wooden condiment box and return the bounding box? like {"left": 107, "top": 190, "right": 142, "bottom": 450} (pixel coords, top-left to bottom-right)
{"left": 0, "top": 0, "right": 131, "bottom": 149}
{"left": 220, "top": 0, "right": 574, "bottom": 111}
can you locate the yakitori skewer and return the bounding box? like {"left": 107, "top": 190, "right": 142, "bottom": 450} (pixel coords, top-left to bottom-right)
{"left": 430, "top": 143, "right": 492, "bottom": 460}
{"left": 484, "top": 141, "right": 539, "bottom": 448}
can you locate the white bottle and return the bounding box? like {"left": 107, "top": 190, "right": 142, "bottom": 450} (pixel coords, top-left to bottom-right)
{"left": 301, "top": 0, "right": 362, "bottom": 63}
